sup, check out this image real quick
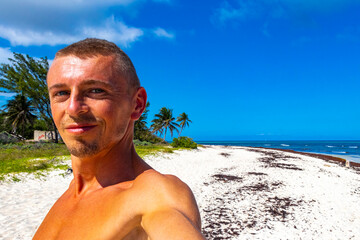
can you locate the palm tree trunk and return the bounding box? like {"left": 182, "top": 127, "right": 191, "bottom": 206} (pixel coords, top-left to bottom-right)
{"left": 164, "top": 128, "right": 167, "bottom": 141}
{"left": 51, "top": 118, "right": 58, "bottom": 143}
{"left": 179, "top": 127, "right": 183, "bottom": 137}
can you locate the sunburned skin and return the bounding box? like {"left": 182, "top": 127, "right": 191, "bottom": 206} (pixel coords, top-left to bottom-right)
{"left": 33, "top": 168, "right": 202, "bottom": 240}
{"left": 33, "top": 53, "right": 204, "bottom": 240}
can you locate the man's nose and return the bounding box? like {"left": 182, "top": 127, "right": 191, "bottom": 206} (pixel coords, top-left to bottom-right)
{"left": 66, "top": 92, "right": 89, "bottom": 116}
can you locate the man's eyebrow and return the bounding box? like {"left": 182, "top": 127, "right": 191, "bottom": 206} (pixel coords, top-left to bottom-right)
{"left": 48, "top": 80, "right": 115, "bottom": 91}
{"left": 48, "top": 83, "right": 67, "bottom": 91}
{"left": 81, "top": 80, "right": 114, "bottom": 88}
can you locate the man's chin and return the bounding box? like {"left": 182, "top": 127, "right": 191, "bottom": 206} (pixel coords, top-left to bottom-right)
{"left": 66, "top": 141, "right": 100, "bottom": 158}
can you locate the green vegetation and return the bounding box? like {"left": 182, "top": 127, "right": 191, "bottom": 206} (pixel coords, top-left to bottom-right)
{"left": 134, "top": 102, "right": 164, "bottom": 144}
{"left": 0, "top": 53, "right": 57, "bottom": 141}
{"left": 176, "top": 112, "right": 192, "bottom": 137}
{"left": 135, "top": 144, "right": 177, "bottom": 156}
{"left": 133, "top": 139, "right": 152, "bottom": 146}
{"left": 151, "top": 107, "right": 180, "bottom": 140}
{"left": 0, "top": 141, "right": 198, "bottom": 181}
{"left": 0, "top": 142, "right": 70, "bottom": 177}
{"left": 2, "top": 95, "right": 36, "bottom": 139}
{"left": 171, "top": 136, "right": 197, "bottom": 149}
{"left": 148, "top": 107, "right": 194, "bottom": 143}
{"left": 0, "top": 131, "right": 20, "bottom": 144}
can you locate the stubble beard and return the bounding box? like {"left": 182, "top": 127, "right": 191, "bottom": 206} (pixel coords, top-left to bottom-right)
{"left": 60, "top": 116, "right": 130, "bottom": 158}
{"left": 64, "top": 126, "right": 128, "bottom": 158}
{"left": 60, "top": 115, "right": 103, "bottom": 158}
{"left": 67, "top": 138, "right": 101, "bottom": 158}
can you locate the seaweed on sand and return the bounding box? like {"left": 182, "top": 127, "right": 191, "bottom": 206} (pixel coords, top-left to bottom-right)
{"left": 220, "top": 152, "right": 231, "bottom": 158}
{"left": 212, "top": 174, "right": 242, "bottom": 182}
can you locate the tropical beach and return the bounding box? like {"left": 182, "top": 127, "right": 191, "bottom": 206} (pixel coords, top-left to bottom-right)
{"left": 1, "top": 145, "right": 360, "bottom": 239}
{"left": 1, "top": 1, "right": 360, "bottom": 239}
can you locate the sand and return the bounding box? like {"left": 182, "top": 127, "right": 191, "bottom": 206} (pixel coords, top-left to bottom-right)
{"left": 1, "top": 145, "right": 360, "bottom": 239}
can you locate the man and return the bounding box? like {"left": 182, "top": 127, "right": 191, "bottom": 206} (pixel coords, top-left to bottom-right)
{"left": 33, "top": 38, "right": 204, "bottom": 240}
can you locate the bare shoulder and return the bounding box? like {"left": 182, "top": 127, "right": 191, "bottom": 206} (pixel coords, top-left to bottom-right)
{"left": 134, "top": 169, "right": 194, "bottom": 201}
{"left": 134, "top": 169, "right": 188, "bottom": 192}
{"left": 133, "top": 169, "right": 201, "bottom": 228}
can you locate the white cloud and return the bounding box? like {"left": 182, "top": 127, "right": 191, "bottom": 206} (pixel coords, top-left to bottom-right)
{"left": 0, "top": 1, "right": 170, "bottom": 48}
{"left": 214, "top": 1, "right": 255, "bottom": 23}
{"left": 213, "top": 1, "right": 270, "bottom": 24}
{"left": 0, "top": 18, "right": 143, "bottom": 47}
{"left": 0, "top": 47, "right": 13, "bottom": 64}
{"left": 153, "top": 28, "right": 175, "bottom": 39}
{"left": 279, "top": 0, "right": 358, "bottom": 11}
{"left": 213, "top": 0, "right": 360, "bottom": 24}
{"left": 12, "top": 0, "right": 169, "bottom": 8}
{"left": 2, "top": 0, "right": 137, "bottom": 9}
{"left": 82, "top": 17, "right": 144, "bottom": 47}
{"left": 0, "top": 26, "right": 78, "bottom": 47}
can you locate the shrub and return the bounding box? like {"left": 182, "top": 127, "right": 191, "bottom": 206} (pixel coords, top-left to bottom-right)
{"left": 171, "top": 137, "right": 197, "bottom": 149}
{"left": 0, "top": 131, "right": 21, "bottom": 144}
{"left": 134, "top": 132, "right": 164, "bottom": 144}
{"left": 133, "top": 139, "right": 152, "bottom": 146}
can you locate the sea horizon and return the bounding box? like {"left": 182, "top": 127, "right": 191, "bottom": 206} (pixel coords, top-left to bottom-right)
{"left": 196, "top": 140, "right": 360, "bottom": 164}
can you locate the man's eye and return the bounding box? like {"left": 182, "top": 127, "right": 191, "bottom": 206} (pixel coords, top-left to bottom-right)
{"left": 90, "top": 89, "right": 105, "bottom": 94}
{"left": 54, "top": 91, "right": 69, "bottom": 97}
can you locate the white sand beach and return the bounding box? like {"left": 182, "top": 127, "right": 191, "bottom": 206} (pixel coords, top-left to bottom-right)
{"left": 1, "top": 145, "right": 360, "bottom": 240}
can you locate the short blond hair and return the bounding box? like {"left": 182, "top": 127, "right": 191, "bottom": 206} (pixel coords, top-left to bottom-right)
{"left": 56, "top": 38, "right": 140, "bottom": 89}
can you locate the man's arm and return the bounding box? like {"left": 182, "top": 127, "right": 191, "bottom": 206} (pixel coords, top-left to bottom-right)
{"left": 141, "top": 208, "right": 205, "bottom": 240}
{"left": 135, "top": 171, "right": 205, "bottom": 239}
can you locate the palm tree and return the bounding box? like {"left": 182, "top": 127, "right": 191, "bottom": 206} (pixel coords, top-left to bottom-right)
{"left": 151, "top": 107, "right": 179, "bottom": 141}
{"left": 3, "top": 94, "right": 36, "bottom": 137}
{"left": 134, "top": 102, "right": 150, "bottom": 140}
{"left": 176, "top": 112, "right": 192, "bottom": 137}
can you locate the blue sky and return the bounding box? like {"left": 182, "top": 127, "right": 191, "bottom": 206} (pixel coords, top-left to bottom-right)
{"left": 0, "top": 0, "right": 359, "bottom": 140}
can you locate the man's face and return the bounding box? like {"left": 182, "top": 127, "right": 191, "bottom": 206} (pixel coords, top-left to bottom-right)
{"left": 47, "top": 55, "right": 135, "bottom": 157}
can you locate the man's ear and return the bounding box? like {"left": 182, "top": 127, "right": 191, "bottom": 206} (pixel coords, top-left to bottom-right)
{"left": 131, "top": 87, "right": 147, "bottom": 120}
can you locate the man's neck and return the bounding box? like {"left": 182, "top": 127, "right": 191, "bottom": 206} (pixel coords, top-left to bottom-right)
{"left": 70, "top": 140, "right": 138, "bottom": 196}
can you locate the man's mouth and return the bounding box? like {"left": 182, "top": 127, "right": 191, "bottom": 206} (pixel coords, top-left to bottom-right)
{"left": 65, "top": 124, "right": 97, "bottom": 134}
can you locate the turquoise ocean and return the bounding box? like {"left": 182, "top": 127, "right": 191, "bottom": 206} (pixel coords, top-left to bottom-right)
{"left": 196, "top": 140, "right": 360, "bottom": 163}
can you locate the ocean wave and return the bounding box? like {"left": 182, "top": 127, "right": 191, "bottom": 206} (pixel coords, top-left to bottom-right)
{"left": 326, "top": 145, "right": 335, "bottom": 148}
{"left": 332, "top": 151, "right": 347, "bottom": 154}
{"left": 349, "top": 146, "right": 358, "bottom": 148}
{"left": 281, "top": 144, "right": 290, "bottom": 147}
{"left": 264, "top": 144, "right": 271, "bottom": 146}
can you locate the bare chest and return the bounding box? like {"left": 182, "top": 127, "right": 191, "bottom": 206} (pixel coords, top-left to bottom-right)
{"left": 33, "top": 191, "right": 147, "bottom": 240}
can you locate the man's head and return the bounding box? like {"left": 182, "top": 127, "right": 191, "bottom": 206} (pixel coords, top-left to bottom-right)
{"left": 47, "top": 38, "right": 147, "bottom": 158}
{"left": 55, "top": 38, "right": 140, "bottom": 93}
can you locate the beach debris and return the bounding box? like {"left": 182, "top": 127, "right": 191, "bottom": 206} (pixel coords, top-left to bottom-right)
{"left": 258, "top": 156, "right": 303, "bottom": 171}
{"left": 247, "top": 172, "right": 268, "bottom": 176}
{"left": 346, "top": 160, "right": 350, "bottom": 168}
{"left": 240, "top": 182, "right": 270, "bottom": 192}
{"left": 212, "top": 174, "right": 242, "bottom": 182}
{"left": 266, "top": 197, "right": 305, "bottom": 221}
{"left": 251, "top": 150, "right": 304, "bottom": 171}
{"left": 239, "top": 181, "right": 283, "bottom": 193}
{"left": 270, "top": 163, "right": 303, "bottom": 171}
{"left": 219, "top": 152, "right": 231, "bottom": 158}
